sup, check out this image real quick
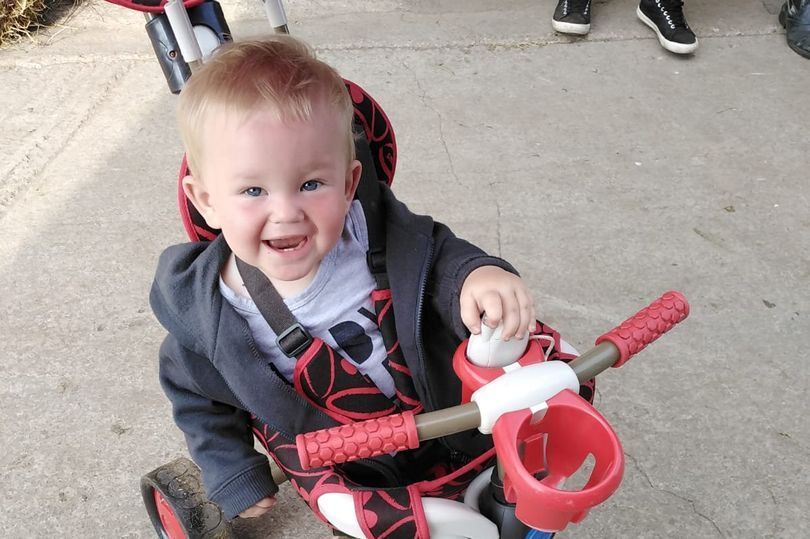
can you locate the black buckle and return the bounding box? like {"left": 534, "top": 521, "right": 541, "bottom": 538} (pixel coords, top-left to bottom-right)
{"left": 276, "top": 323, "right": 313, "bottom": 358}
{"left": 366, "top": 249, "right": 386, "bottom": 274}
{"left": 366, "top": 250, "right": 389, "bottom": 289}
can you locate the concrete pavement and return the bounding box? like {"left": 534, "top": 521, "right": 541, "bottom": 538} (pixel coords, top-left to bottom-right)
{"left": 1, "top": 0, "right": 808, "bottom": 537}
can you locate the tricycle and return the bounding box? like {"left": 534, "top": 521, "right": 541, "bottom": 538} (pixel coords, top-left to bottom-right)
{"left": 99, "top": 1, "right": 690, "bottom": 536}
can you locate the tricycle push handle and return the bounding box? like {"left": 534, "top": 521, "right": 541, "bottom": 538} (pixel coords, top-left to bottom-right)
{"left": 598, "top": 290, "right": 689, "bottom": 366}
{"left": 566, "top": 290, "right": 689, "bottom": 382}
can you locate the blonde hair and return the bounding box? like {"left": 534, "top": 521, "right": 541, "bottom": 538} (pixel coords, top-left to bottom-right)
{"left": 177, "top": 36, "right": 355, "bottom": 175}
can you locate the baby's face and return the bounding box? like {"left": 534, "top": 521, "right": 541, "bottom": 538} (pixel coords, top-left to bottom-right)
{"left": 194, "top": 102, "right": 360, "bottom": 294}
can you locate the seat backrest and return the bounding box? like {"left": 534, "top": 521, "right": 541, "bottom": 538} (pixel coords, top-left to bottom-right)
{"left": 178, "top": 79, "right": 397, "bottom": 242}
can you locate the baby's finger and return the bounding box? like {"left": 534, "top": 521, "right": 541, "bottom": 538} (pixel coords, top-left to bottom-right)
{"left": 240, "top": 506, "right": 268, "bottom": 518}
{"left": 479, "top": 292, "right": 504, "bottom": 330}
{"left": 498, "top": 292, "right": 523, "bottom": 340}
{"left": 505, "top": 294, "right": 532, "bottom": 340}
{"left": 460, "top": 293, "right": 484, "bottom": 334}
{"left": 517, "top": 293, "right": 536, "bottom": 336}
{"left": 239, "top": 496, "right": 276, "bottom": 518}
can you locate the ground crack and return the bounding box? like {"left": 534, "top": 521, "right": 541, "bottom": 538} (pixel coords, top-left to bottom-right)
{"left": 401, "top": 59, "right": 461, "bottom": 185}
{"left": 625, "top": 451, "right": 725, "bottom": 537}
{"left": 316, "top": 31, "right": 783, "bottom": 53}
{"left": 495, "top": 201, "right": 502, "bottom": 257}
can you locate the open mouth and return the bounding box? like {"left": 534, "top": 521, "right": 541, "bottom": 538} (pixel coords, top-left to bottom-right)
{"left": 264, "top": 236, "right": 308, "bottom": 252}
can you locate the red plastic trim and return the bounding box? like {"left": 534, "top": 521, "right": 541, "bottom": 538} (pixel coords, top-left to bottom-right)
{"left": 595, "top": 290, "right": 689, "bottom": 367}
{"left": 104, "top": 0, "right": 205, "bottom": 14}
{"left": 296, "top": 411, "right": 419, "bottom": 470}
{"left": 452, "top": 337, "right": 547, "bottom": 402}
{"left": 153, "top": 489, "right": 187, "bottom": 539}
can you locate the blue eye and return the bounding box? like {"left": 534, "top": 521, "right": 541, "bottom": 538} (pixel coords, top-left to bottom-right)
{"left": 242, "top": 187, "right": 264, "bottom": 197}
{"left": 301, "top": 180, "right": 322, "bottom": 192}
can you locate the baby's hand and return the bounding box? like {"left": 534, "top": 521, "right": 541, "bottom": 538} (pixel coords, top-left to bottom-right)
{"left": 460, "top": 266, "right": 536, "bottom": 340}
{"left": 238, "top": 496, "right": 276, "bottom": 518}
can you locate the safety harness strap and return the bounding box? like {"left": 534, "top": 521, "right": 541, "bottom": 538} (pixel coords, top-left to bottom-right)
{"left": 353, "top": 125, "right": 389, "bottom": 289}
{"left": 235, "top": 257, "right": 314, "bottom": 358}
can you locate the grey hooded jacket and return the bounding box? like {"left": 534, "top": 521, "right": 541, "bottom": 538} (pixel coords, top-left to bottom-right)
{"left": 150, "top": 183, "right": 517, "bottom": 517}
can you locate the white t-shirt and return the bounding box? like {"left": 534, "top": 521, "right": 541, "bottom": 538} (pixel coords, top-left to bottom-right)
{"left": 220, "top": 201, "right": 395, "bottom": 398}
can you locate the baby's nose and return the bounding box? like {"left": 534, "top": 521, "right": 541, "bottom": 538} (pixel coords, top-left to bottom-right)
{"left": 268, "top": 195, "right": 304, "bottom": 223}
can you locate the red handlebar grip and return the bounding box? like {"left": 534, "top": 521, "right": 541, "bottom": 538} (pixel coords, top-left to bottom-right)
{"left": 595, "top": 290, "right": 689, "bottom": 368}
{"left": 296, "top": 411, "right": 419, "bottom": 470}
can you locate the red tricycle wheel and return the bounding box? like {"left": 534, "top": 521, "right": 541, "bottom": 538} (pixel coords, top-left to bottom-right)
{"left": 154, "top": 488, "right": 187, "bottom": 539}
{"left": 140, "top": 457, "right": 234, "bottom": 539}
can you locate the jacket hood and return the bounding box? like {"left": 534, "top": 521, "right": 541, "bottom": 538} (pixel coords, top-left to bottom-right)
{"left": 150, "top": 235, "right": 230, "bottom": 359}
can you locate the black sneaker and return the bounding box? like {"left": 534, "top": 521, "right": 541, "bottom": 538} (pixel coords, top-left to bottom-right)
{"left": 779, "top": 0, "right": 810, "bottom": 59}
{"left": 637, "top": 0, "right": 698, "bottom": 54}
{"left": 553, "top": 0, "right": 592, "bottom": 35}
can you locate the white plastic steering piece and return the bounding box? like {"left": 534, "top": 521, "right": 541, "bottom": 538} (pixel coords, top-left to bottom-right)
{"left": 466, "top": 322, "right": 529, "bottom": 368}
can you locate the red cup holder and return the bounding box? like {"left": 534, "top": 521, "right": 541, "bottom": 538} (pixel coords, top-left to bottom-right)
{"left": 492, "top": 389, "right": 624, "bottom": 532}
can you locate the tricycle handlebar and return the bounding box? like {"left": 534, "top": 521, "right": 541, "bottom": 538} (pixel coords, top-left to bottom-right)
{"left": 296, "top": 291, "right": 689, "bottom": 470}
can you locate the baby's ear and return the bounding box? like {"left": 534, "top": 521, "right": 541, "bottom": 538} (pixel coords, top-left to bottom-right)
{"left": 345, "top": 159, "right": 362, "bottom": 202}
{"left": 182, "top": 174, "right": 221, "bottom": 230}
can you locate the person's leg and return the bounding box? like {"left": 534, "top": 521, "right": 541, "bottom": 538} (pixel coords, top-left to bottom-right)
{"left": 780, "top": 1, "right": 810, "bottom": 58}
{"left": 552, "top": 0, "right": 592, "bottom": 35}
{"left": 636, "top": 0, "right": 698, "bottom": 54}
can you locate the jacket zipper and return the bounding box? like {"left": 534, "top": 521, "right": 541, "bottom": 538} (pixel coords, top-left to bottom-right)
{"left": 414, "top": 241, "right": 477, "bottom": 457}
{"left": 414, "top": 240, "right": 436, "bottom": 412}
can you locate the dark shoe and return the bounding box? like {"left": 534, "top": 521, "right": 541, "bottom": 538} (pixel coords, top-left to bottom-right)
{"left": 553, "top": 0, "right": 592, "bottom": 35}
{"left": 637, "top": 0, "right": 698, "bottom": 54}
{"left": 779, "top": 1, "right": 810, "bottom": 59}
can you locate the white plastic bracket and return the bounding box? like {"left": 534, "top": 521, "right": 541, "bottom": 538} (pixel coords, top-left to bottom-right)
{"left": 471, "top": 360, "right": 579, "bottom": 434}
